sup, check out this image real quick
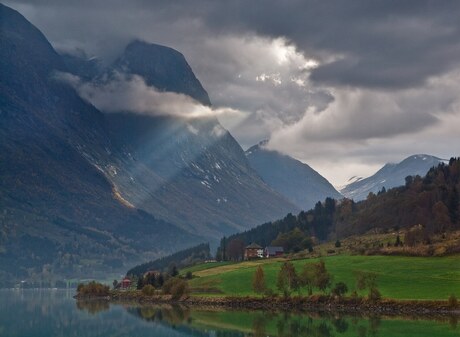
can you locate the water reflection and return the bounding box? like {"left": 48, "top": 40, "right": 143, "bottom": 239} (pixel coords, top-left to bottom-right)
{"left": 0, "top": 290, "right": 458, "bottom": 337}
{"left": 124, "top": 304, "right": 458, "bottom": 337}
{"left": 76, "top": 300, "right": 110, "bottom": 314}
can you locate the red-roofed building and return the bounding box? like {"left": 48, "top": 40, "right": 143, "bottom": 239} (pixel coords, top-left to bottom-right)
{"left": 121, "top": 277, "right": 132, "bottom": 289}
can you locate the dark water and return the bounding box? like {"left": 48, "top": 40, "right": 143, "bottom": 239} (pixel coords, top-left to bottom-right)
{"left": 0, "top": 290, "right": 458, "bottom": 337}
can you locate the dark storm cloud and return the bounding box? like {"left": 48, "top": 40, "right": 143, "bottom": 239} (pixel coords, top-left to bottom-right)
{"left": 5, "top": 0, "right": 460, "bottom": 184}
{"left": 202, "top": 0, "right": 460, "bottom": 89}
{"left": 8, "top": 0, "right": 460, "bottom": 89}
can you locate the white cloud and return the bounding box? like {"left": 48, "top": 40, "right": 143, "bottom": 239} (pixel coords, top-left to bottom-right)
{"left": 267, "top": 71, "right": 460, "bottom": 185}
{"left": 57, "top": 71, "right": 246, "bottom": 121}
{"left": 16, "top": 1, "right": 460, "bottom": 187}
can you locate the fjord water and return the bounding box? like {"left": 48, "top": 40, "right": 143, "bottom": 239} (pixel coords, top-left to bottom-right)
{"left": 0, "top": 290, "right": 458, "bottom": 337}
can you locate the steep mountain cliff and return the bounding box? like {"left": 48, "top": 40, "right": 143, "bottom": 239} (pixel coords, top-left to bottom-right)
{"left": 91, "top": 41, "right": 298, "bottom": 238}
{"left": 0, "top": 4, "right": 298, "bottom": 284}
{"left": 0, "top": 4, "right": 201, "bottom": 284}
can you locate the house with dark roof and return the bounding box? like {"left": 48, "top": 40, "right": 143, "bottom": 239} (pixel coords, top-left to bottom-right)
{"left": 264, "top": 246, "right": 284, "bottom": 258}
{"left": 244, "top": 243, "right": 263, "bottom": 260}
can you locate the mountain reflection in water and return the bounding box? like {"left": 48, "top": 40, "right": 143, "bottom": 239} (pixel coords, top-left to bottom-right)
{"left": 0, "top": 290, "right": 457, "bottom": 337}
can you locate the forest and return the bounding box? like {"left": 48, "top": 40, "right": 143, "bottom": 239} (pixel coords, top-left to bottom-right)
{"left": 216, "top": 158, "right": 460, "bottom": 259}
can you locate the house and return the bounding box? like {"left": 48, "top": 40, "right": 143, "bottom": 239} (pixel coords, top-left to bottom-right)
{"left": 121, "top": 277, "right": 132, "bottom": 289}
{"left": 244, "top": 243, "right": 263, "bottom": 260}
{"left": 143, "top": 270, "right": 161, "bottom": 279}
{"left": 264, "top": 246, "right": 284, "bottom": 258}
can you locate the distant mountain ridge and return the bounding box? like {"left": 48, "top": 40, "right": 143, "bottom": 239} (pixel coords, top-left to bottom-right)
{"left": 245, "top": 141, "right": 342, "bottom": 210}
{"left": 341, "top": 154, "right": 446, "bottom": 201}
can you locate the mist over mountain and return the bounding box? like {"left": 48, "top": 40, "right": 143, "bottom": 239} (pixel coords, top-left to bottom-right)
{"left": 246, "top": 141, "right": 342, "bottom": 210}
{"left": 0, "top": 4, "right": 204, "bottom": 284}
{"left": 341, "top": 154, "right": 445, "bottom": 201}
{"left": 110, "top": 40, "right": 211, "bottom": 106}
{"left": 76, "top": 39, "right": 299, "bottom": 239}
{"left": 0, "top": 4, "right": 298, "bottom": 284}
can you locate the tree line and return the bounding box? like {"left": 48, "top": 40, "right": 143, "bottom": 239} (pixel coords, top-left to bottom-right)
{"left": 252, "top": 261, "right": 381, "bottom": 301}
{"left": 127, "top": 243, "right": 211, "bottom": 277}
{"left": 217, "top": 158, "right": 460, "bottom": 259}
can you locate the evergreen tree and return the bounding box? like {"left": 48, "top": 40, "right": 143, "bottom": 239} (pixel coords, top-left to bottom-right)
{"left": 136, "top": 277, "right": 144, "bottom": 290}
{"left": 394, "top": 235, "right": 401, "bottom": 247}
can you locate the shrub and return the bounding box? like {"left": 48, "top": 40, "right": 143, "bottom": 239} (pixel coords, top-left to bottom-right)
{"left": 77, "top": 281, "right": 110, "bottom": 296}
{"left": 170, "top": 279, "right": 190, "bottom": 300}
{"left": 448, "top": 294, "right": 458, "bottom": 308}
{"left": 162, "top": 277, "right": 190, "bottom": 300}
{"left": 369, "top": 287, "right": 381, "bottom": 302}
{"left": 185, "top": 271, "right": 193, "bottom": 280}
{"left": 264, "top": 288, "right": 275, "bottom": 297}
{"left": 335, "top": 240, "right": 341, "bottom": 248}
{"left": 162, "top": 278, "right": 177, "bottom": 294}
{"left": 331, "top": 282, "right": 348, "bottom": 297}
{"left": 142, "top": 284, "right": 155, "bottom": 296}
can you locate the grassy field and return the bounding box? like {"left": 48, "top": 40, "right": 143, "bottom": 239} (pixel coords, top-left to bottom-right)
{"left": 184, "top": 254, "right": 460, "bottom": 300}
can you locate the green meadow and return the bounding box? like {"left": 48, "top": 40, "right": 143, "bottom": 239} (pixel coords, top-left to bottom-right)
{"left": 184, "top": 254, "right": 460, "bottom": 300}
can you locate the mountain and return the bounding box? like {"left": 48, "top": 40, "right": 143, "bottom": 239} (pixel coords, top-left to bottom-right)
{"left": 0, "top": 4, "right": 202, "bottom": 285}
{"left": 341, "top": 154, "right": 445, "bottom": 201}
{"left": 110, "top": 40, "right": 211, "bottom": 105}
{"left": 0, "top": 4, "right": 298, "bottom": 284}
{"left": 60, "top": 51, "right": 103, "bottom": 82}
{"left": 245, "top": 141, "right": 342, "bottom": 210}
{"left": 86, "top": 41, "right": 299, "bottom": 239}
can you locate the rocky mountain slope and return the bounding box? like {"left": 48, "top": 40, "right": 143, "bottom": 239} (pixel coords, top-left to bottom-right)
{"left": 0, "top": 4, "right": 298, "bottom": 284}
{"left": 85, "top": 41, "right": 298, "bottom": 239}
{"left": 341, "top": 154, "right": 445, "bottom": 201}
{"left": 0, "top": 4, "right": 204, "bottom": 284}
{"left": 245, "top": 141, "right": 342, "bottom": 210}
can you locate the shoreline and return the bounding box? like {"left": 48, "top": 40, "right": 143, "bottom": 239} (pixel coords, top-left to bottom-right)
{"left": 75, "top": 292, "right": 460, "bottom": 317}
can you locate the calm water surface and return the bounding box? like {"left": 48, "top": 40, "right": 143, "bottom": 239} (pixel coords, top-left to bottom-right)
{"left": 0, "top": 290, "right": 458, "bottom": 337}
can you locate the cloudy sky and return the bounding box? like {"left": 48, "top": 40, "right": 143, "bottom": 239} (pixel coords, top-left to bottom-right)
{"left": 6, "top": 0, "right": 460, "bottom": 186}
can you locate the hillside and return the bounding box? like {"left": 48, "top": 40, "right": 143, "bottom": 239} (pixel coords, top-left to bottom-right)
{"left": 77, "top": 40, "right": 299, "bottom": 239}
{"left": 245, "top": 141, "right": 342, "bottom": 210}
{"left": 341, "top": 154, "right": 445, "bottom": 201}
{"left": 0, "top": 4, "right": 199, "bottom": 285}
{"left": 127, "top": 243, "right": 212, "bottom": 277}
{"left": 184, "top": 254, "right": 460, "bottom": 300}
{"left": 217, "top": 158, "right": 460, "bottom": 255}
{"left": 0, "top": 4, "right": 299, "bottom": 285}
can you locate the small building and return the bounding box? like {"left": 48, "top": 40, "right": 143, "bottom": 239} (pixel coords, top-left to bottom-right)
{"left": 244, "top": 243, "right": 263, "bottom": 260}
{"left": 264, "top": 246, "right": 284, "bottom": 258}
{"left": 121, "top": 277, "right": 132, "bottom": 289}
{"left": 143, "top": 270, "right": 161, "bottom": 279}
